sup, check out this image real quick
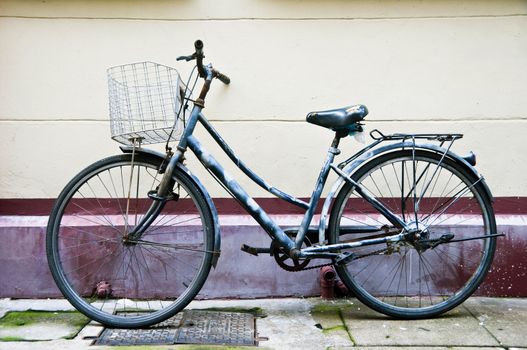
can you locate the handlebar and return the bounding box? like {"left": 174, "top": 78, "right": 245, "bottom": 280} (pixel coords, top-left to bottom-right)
{"left": 176, "top": 39, "right": 230, "bottom": 85}
{"left": 213, "top": 69, "right": 231, "bottom": 85}
{"left": 194, "top": 40, "right": 206, "bottom": 78}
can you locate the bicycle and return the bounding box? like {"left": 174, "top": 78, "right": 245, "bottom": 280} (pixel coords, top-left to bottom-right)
{"left": 46, "top": 40, "right": 501, "bottom": 328}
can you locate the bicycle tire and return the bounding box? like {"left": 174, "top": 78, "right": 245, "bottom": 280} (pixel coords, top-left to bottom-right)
{"left": 46, "top": 154, "right": 214, "bottom": 328}
{"left": 329, "top": 149, "right": 496, "bottom": 319}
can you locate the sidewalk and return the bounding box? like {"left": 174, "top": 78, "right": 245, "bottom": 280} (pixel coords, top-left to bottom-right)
{"left": 0, "top": 297, "right": 525, "bottom": 350}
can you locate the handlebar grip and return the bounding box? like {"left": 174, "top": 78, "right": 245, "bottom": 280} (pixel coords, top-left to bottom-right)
{"left": 194, "top": 40, "right": 206, "bottom": 78}
{"left": 215, "top": 71, "right": 231, "bottom": 85}
{"left": 176, "top": 55, "right": 193, "bottom": 62}
{"left": 194, "top": 40, "right": 204, "bottom": 55}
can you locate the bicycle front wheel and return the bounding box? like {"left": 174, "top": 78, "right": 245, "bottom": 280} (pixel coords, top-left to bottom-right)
{"left": 329, "top": 149, "right": 496, "bottom": 319}
{"left": 46, "top": 154, "right": 215, "bottom": 328}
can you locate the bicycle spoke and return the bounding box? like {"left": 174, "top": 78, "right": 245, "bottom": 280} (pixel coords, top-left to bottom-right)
{"left": 380, "top": 167, "right": 399, "bottom": 213}
{"left": 60, "top": 225, "right": 119, "bottom": 244}
{"left": 332, "top": 150, "right": 495, "bottom": 317}
{"left": 424, "top": 178, "right": 482, "bottom": 227}
{"left": 71, "top": 194, "right": 121, "bottom": 231}
{"left": 97, "top": 173, "right": 127, "bottom": 226}
{"left": 380, "top": 251, "right": 407, "bottom": 301}
{"left": 84, "top": 183, "right": 121, "bottom": 230}
{"left": 49, "top": 156, "right": 213, "bottom": 327}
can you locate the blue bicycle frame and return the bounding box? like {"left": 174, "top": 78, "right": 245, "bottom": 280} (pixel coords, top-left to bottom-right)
{"left": 129, "top": 60, "right": 495, "bottom": 263}
{"left": 152, "top": 98, "right": 410, "bottom": 261}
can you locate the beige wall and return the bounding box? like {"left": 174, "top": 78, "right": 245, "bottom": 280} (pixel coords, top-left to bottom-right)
{"left": 1, "top": 0, "right": 526, "bottom": 198}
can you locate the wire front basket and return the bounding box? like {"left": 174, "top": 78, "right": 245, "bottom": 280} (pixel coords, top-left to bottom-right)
{"left": 107, "top": 62, "right": 186, "bottom": 145}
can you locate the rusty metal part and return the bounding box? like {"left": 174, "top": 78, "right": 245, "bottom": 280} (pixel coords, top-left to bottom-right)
{"left": 335, "top": 280, "right": 349, "bottom": 297}
{"left": 95, "top": 281, "right": 112, "bottom": 298}
{"left": 194, "top": 80, "right": 211, "bottom": 108}
{"left": 320, "top": 266, "right": 336, "bottom": 299}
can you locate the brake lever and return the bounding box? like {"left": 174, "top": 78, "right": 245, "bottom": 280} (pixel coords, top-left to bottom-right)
{"left": 176, "top": 54, "right": 195, "bottom": 62}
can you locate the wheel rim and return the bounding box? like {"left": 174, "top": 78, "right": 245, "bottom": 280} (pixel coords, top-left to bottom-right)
{"left": 48, "top": 156, "right": 212, "bottom": 325}
{"left": 332, "top": 152, "right": 495, "bottom": 315}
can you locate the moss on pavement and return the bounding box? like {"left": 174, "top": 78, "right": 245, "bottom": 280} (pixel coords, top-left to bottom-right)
{"left": 0, "top": 310, "right": 90, "bottom": 341}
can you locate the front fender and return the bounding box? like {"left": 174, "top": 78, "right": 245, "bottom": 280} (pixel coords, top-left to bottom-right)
{"left": 318, "top": 142, "right": 493, "bottom": 244}
{"left": 120, "top": 146, "right": 221, "bottom": 267}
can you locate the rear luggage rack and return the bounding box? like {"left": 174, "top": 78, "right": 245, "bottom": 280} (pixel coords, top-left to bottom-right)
{"left": 369, "top": 129, "right": 463, "bottom": 142}
{"left": 338, "top": 129, "right": 465, "bottom": 170}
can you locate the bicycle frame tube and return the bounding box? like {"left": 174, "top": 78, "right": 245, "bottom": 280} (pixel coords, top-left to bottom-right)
{"left": 186, "top": 134, "right": 296, "bottom": 251}
{"left": 197, "top": 114, "right": 309, "bottom": 210}
{"left": 156, "top": 103, "right": 410, "bottom": 257}
{"left": 330, "top": 164, "right": 409, "bottom": 229}
{"left": 294, "top": 146, "right": 338, "bottom": 248}
{"left": 195, "top": 112, "right": 341, "bottom": 250}
{"left": 156, "top": 105, "right": 203, "bottom": 197}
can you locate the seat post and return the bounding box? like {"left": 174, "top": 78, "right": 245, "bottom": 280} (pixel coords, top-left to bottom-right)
{"left": 331, "top": 129, "right": 348, "bottom": 149}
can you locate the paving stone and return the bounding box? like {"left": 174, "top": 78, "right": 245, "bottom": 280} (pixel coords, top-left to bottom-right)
{"left": 341, "top": 299, "right": 500, "bottom": 347}
{"left": 73, "top": 324, "right": 104, "bottom": 340}
{"left": 337, "top": 347, "right": 506, "bottom": 350}
{"left": 0, "top": 297, "right": 523, "bottom": 350}
{"left": 253, "top": 299, "right": 341, "bottom": 350}
{"left": 310, "top": 300, "right": 355, "bottom": 348}
{"left": 464, "top": 297, "right": 527, "bottom": 348}
{"left": 0, "top": 323, "right": 78, "bottom": 341}
{"left": 0, "top": 299, "right": 74, "bottom": 312}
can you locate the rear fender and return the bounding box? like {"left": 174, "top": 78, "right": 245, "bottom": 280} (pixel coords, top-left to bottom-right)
{"left": 120, "top": 146, "right": 221, "bottom": 267}
{"left": 318, "top": 142, "right": 493, "bottom": 244}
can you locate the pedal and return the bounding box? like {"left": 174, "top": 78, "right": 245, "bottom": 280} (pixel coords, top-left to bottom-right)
{"left": 241, "top": 244, "right": 271, "bottom": 256}
{"left": 334, "top": 251, "right": 354, "bottom": 266}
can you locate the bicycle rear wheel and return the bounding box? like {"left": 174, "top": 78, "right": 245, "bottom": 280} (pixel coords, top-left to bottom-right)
{"left": 329, "top": 149, "right": 496, "bottom": 318}
{"left": 46, "top": 154, "right": 214, "bottom": 328}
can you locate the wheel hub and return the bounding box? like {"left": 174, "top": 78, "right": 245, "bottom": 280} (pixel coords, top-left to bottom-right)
{"left": 405, "top": 220, "right": 431, "bottom": 251}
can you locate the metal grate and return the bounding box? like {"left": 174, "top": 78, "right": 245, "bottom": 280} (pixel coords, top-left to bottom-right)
{"left": 177, "top": 310, "right": 256, "bottom": 346}
{"left": 94, "top": 310, "right": 257, "bottom": 346}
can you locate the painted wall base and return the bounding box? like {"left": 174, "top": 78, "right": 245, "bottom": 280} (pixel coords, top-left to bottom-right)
{"left": 1, "top": 214, "right": 525, "bottom": 298}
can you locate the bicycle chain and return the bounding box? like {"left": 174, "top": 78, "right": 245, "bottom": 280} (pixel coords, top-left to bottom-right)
{"left": 281, "top": 247, "right": 389, "bottom": 272}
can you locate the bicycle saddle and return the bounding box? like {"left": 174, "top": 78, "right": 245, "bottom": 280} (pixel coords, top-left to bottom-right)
{"left": 306, "top": 104, "right": 368, "bottom": 130}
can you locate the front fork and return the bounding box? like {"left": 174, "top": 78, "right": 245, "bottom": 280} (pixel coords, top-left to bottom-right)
{"left": 127, "top": 68, "right": 212, "bottom": 239}
{"left": 125, "top": 118, "right": 190, "bottom": 240}
{"left": 127, "top": 167, "right": 176, "bottom": 240}
{"left": 127, "top": 130, "right": 194, "bottom": 240}
{"left": 129, "top": 66, "right": 213, "bottom": 241}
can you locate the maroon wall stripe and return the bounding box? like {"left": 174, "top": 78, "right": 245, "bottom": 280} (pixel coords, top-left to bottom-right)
{"left": 0, "top": 197, "right": 526, "bottom": 216}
